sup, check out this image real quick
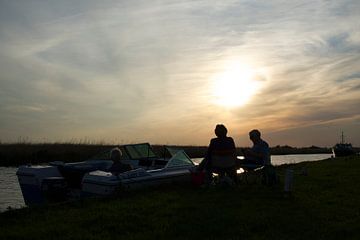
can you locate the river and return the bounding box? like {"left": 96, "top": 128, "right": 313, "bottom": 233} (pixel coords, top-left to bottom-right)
{"left": 0, "top": 153, "right": 332, "bottom": 212}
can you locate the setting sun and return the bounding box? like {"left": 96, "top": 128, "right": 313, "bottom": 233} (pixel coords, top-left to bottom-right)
{"left": 212, "top": 62, "right": 261, "bottom": 108}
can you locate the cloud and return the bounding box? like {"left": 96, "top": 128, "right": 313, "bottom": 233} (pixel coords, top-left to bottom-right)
{"left": 337, "top": 72, "right": 360, "bottom": 83}
{"left": 0, "top": 0, "right": 360, "bottom": 145}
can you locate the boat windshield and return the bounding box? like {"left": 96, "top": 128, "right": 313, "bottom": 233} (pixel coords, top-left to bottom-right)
{"left": 165, "top": 149, "right": 194, "bottom": 168}
{"left": 124, "top": 143, "right": 157, "bottom": 159}
{"left": 166, "top": 147, "right": 181, "bottom": 157}
{"left": 87, "top": 143, "right": 157, "bottom": 160}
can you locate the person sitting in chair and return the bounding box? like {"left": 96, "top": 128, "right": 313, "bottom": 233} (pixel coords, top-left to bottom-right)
{"left": 108, "top": 147, "right": 133, "bottom": 174}
{"left": 198, "top": 124, "right": 237, "bottom": 184}
{"left": 238, "top": 129, "right": 270, "bottom": 167}
{"left": 238, "top": 130, "right": 277, "bottom": 185}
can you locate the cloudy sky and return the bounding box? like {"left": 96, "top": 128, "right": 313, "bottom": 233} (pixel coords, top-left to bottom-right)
{"left": 1, "top": 0, "right": 359, "bottom": 147}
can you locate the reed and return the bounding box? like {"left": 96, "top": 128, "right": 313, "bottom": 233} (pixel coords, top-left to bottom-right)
{"left": 0, "top": 142, "right": 336, "bottom": 167}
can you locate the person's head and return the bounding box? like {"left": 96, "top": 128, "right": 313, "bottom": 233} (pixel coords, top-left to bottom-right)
{"left": 249, "top": 129, "right": 261, "bottom": 143}
{"left": 215, "top": 124, "right": 228, "bottom": 138}
{"left": 110, "top": 147, "right": 122, "bottom": 162}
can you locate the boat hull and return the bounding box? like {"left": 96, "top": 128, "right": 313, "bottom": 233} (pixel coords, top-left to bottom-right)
{"left": 332, "top": 144, "right": 355, "bottom": 157}
{"left": 16, "top": 160, "right": 112, "bottom": 206}
{"left": 17, "top": 165, "right": 63, "bottom": 205}
{"left": 333, "top": 149, "right": 356, "bottom": 157}
{"left": 82, "top": 168, "right": 192, "bottom": 197}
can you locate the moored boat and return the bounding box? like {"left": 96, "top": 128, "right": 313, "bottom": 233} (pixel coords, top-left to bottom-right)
{"left": 82, "top": 150, "right": 194, "bottom": 196}
{"left": 16, "top": 143, "right": 195, "bottom": 206}
{"left": 332, "top": 132, "right": 355, "bottom": 157}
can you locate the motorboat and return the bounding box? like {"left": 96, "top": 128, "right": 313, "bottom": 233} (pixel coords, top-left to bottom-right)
{"left": 332, "top": 132, "right": 355, "bottom": 157}
{"left": 82, "top": 149, "right": 195, "bottom": 196}
{"left": 16, "top": 143, "right": 195, "bottom": 206}
{"left": 333, "top": 143, "right": 355, "bottom": 157}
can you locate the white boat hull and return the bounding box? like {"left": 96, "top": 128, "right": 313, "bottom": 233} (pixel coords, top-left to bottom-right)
{"left": 82, "top": 167, "right": 192, "bottom": 197}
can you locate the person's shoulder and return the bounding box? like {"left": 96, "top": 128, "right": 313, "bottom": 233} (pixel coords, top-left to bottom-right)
{"left": 225, "top": 137, "right": 235, "bottom": 144}
{"left": 226, "top": 136, "right": 235, "bottom": 141}
{"left": 261, "top": 140, "right": 269, "bottom": 148}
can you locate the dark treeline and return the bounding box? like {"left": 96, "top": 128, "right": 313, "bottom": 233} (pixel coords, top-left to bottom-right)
{"left": 270, "top": 145, "right": 333, "bottom": 155}
{"left": 0, "top": 143, "right": 338, "bottom": 167}
{"left": 165, "top": 145, "right": 334, "bottom": 158}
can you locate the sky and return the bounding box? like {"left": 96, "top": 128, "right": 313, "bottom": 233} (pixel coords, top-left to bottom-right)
{"left": 0, "top": 0, "right": 359, "bottom": 147}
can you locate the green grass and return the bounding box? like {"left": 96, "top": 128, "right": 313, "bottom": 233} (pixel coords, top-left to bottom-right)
{"left": 1, "top": 156, "right": 359, "bottom": 239}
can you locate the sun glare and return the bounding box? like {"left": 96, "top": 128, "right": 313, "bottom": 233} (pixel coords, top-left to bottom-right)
{"left": 212, "top": 62, "right": 261, "bottom": 108}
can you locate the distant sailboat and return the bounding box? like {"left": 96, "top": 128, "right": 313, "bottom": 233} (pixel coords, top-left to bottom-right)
{"left": 332, "top": 131, "right": 355, "bottom": 157}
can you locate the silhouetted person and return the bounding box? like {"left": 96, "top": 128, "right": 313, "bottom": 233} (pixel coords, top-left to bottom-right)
{"left": 238, "top": 129, "right": 270, "bottom": 167}
{"left": 108, "top": 147, "right": 133, "bottom": 174}
{"left": 198, "top": 124, "right": 237, "bottom": 184}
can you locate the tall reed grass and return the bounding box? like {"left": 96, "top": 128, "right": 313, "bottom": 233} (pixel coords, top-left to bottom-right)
{"left": 0, "top": 141, "right": 334, "bottom": 167}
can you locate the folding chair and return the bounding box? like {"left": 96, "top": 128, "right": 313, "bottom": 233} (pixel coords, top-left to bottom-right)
{"left": 239, "top": 163, "right": 278, "bottom": 185}
{"left": 211, "top": 155, "right": 237, "bottom": 185}
{"left": 240, "top": 163, "right": 264, "bottom": 184}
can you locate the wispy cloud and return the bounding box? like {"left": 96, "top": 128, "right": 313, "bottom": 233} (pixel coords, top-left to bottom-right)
{"left": 0, "top": 0, "right": 359, "bottom": 146}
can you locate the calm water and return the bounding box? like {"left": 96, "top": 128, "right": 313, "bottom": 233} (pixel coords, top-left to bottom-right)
{"left": 0, "top": 153, "right": 332, "bottom": 212}
{"left": 192, "top": 153, "right": 332, "bottom": 166}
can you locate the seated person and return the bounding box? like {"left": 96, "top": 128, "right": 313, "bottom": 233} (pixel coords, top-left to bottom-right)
{"left": 198, "top": 124, "right": 237, "bottom": 183}
{"left": 108, "top": 147, "right": 133, "bottom": 174}
{"left": 238, "top": 129, "right": 270, "bottom": 168}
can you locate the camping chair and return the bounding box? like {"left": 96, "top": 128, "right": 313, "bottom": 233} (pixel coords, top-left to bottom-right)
{"left": 239, "top": 163, "right": 264, "bottom": 184}
{"left": 211, "top": 154, "right": 237, "bottom": 185}
{"left": 239, "top": 162, "right": 278, "bottom": 186}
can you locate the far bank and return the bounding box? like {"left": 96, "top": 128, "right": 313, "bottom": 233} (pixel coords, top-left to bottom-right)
{"left": 0, "top": 143, "right": 335, "bottom": 166}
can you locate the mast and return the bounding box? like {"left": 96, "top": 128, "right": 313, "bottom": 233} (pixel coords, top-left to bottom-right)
{"left": 341, "top": 131, "right": 344, "bottom": 144}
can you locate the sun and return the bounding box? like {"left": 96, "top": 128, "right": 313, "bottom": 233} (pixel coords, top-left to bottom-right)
{"left": 212, "top": 62, "right": 261, "bottom": 108}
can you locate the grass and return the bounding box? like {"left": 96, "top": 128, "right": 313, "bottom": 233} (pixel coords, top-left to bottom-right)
{"left": 1, "top": 155, "right": 359, "bottom": 239}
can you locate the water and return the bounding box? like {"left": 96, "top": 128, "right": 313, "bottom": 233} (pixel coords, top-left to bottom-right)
{"left": 192, "top": 153, "right": 333, "bottom": 166}
{"left": 269, "top": 154, "right": 332, "bottom": 166}
{"left": 0, "top": 153, "right": 332, "bottom": 212}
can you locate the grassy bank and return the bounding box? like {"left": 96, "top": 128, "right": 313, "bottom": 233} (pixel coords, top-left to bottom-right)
{"left": 1, "top": 156, "right": 359, "bottom": 239}
{"left": 0, "top": 143, "right": 333, "bottom": 166}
